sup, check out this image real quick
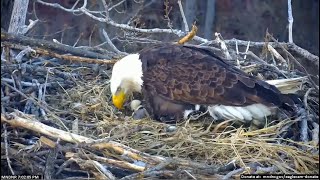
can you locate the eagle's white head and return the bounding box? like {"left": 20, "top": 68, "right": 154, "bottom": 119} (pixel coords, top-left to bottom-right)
{"left": 110, "top": 54, "right": 143, "bottom": 109}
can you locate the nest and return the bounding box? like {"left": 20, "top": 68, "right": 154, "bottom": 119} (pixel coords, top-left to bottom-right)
{"left": 1, "top": 32, "right": 319, "bottom": 179}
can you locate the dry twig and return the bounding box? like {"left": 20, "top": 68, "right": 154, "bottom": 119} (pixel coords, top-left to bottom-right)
{"left": 215, "top": 32, "right": 231, "bottom": 60}
{"left": 3, "top": 124, "right": 15, "bottom": 175}
{"left": 177, "top": 24, "right": 198, "bottom": 44}
{"left": 267, "top": 33, "right": 319, "bottom": 92}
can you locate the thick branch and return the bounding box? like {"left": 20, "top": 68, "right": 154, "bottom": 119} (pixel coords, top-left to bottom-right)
{"left": 1, "top": 30, "right": 112, "bottom": 59}
{"left": 8, "top": 0, "right": 29, "bottom": 34}
{"left": 1, "top": 111, "right": 164, "bottom": 164}
{"left": 2, "top": 42, "right": 117, "bottom": 65}
{"left": 287, "top": 43, "right": 319, "bottom": 66}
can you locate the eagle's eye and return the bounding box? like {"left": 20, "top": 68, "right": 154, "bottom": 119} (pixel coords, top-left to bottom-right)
{"left": 116, "top": 86, "right": 121, "bottom": 93}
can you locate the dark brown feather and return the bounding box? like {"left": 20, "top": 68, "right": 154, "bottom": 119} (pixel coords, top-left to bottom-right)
{"left": 139, "top": 43, "right": 293, "bottom": 120}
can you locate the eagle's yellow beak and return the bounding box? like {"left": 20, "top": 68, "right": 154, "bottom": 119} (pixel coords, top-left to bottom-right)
{"left": 112, "top": 90, "right": 126, "bottom": 109}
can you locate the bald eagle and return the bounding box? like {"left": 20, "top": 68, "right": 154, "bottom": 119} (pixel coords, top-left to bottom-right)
{"left": 110, "top": 43, "right": 295, "bottom": 123}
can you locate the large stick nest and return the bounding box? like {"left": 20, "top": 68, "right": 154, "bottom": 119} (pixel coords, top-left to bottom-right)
{"left": 1, "top": 32, "right": 319, "bottom": 179}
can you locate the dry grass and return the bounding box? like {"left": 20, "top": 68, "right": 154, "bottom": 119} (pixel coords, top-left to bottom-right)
{"left": 44, "top": 68, "right": 319, "bottom": 176}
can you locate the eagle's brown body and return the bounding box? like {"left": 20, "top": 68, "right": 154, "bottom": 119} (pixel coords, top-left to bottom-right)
{"left": 138, "top": 43, "right": 293, "bottom": 122}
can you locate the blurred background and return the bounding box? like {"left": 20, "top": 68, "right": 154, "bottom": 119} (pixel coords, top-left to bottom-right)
{"left": 1, "top": 0, "right": 319, "bottom": 55}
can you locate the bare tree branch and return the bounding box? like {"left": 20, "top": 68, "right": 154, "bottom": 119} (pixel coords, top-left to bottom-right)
{"left": 102, "top": 29, "right": 127, "bottom": 55}
{"left": 287, "top": 0, "right": 294, "bottom": 43}
{"left": 1, "top": 30, "right": 113, "bottom": 59}
{"left": 267, "top": 33, "right": 319, "bottom": 91}
{"left": 177, "top": 0, "right": 189, "bottom": 32}
{"left": 8, "top": 0, "right": 30, "bottom": 34}
{"left": 36, "top": 0, "right": 85, "bottom": 13}
{"left": 36, "top": 0, "right": 209, "bottom": 43}
{"left": 204, "top": 0, "right": 215, "bottom": 39}
{"left": 108, "top": 0, "right": 126, "bottom": 11}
